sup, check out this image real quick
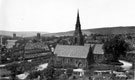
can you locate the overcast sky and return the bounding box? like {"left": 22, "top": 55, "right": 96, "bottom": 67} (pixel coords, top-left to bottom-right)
{"left": 0, "top": 0, "right": 135, "bottom": 33}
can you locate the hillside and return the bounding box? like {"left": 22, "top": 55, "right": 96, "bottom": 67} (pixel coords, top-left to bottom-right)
{"left": 44, "top": 26, "right": 135, "bottom": 37}
{"left": 0, "top": 30, "right": 48, "bottom": 37}
{"left": 1, "top": 26, "right": 135, "bottom": 37}
{"left": 84, "top": 26, "right": 135, "bottom": 35}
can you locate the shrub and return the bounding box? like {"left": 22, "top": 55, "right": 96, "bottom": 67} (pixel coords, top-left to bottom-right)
{"left": 66, "top": 68, "right": 73, "bottom": 77}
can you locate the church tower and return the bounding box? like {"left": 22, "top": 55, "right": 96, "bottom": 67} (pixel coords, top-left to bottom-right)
{"left": 73, "top": 10, "right": 84, "bottom": 45}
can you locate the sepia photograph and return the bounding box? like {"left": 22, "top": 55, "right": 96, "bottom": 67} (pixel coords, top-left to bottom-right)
{"left": 0, "top": 0, "right": 135, "bottom": 80}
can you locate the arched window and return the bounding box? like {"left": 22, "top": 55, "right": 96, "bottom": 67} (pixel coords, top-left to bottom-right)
{"left": 78, "top": 61, "right": 83, "bottom": 68}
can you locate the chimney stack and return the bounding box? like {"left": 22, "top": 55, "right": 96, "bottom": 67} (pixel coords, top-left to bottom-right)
{"left": 0, "top": 36, "right": 2, "bottom": 46}
{"left": 13, "top": 33, "right": 16, "bottom": 38}
{"left": 37, "top": 33, "right": 40, "bottom": 39}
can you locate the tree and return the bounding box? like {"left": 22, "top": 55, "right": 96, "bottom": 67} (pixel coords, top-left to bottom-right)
{"left": 54, "top": 61, "right": 62, "bottom": 68}
{"left": 103, "top": 36, "right": 129, "bottom": 63}
{"left": 6, "top": 63, "right": 21, "bottom": 80}
{"left": 41, "top": 65, "right": 55, "bottom": 80}
{"left": 53, "top": 70, "right": 63, "bottom": 80}
{"left": 66, "top": 68, "right": 73, "bottom": 77}
{"left": 28, "top": 71, "right": 41, "bottom": 80}
{"left": 59, "top": 74, "right": 68, "bottom": 80}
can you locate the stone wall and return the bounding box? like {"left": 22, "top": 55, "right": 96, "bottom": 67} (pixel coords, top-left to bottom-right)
{"left": 56, "top": 57, "right": 88, "bottom": 69}
{"left": 94, "top": 54, "right": 104, "bottom": 63}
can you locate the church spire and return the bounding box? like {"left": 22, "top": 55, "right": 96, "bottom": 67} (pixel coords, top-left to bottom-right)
{"left": 75, "top": 10, "right": 81, "bottom": 30}
{"left": 73, "top": 10, "right": 84, "bottom": 45}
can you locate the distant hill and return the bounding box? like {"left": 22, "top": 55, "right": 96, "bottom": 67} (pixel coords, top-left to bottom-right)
{"left": 44, "top": 26, "right": 135, "bottom": 37}
{"left": 1, "top": 26, "right": 135, "bottom": 37}
{"left": 0, "top": 30, "right": 48, "bottom": 37}
{"left": 84, "top": 26, "right": 135, "bottom": 35}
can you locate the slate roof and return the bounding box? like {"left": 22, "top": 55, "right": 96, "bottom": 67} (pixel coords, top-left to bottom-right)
{"left": 54, "top": 45, "right": 91, "bottom": 58}
{"left": 24, "top": 52, "right": 51, "bottom": 59}
{"left": 25, "top": 42, "right": 50, "bottom": 51}
{"left": 93, "top": 44, "right": 104, "bottom": 54}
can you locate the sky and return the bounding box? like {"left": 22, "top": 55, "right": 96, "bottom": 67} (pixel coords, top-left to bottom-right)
{"left": 0, "top": 0, "right": 135, "bottom": 33}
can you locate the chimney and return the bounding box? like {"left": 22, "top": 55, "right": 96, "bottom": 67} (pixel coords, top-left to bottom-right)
{"left": 0, "top": 36, "right": 2, "bottom": 45}
{"left": 37, "top": 33, "right": 40, "bottom": 39}
{"left": 13, "top": 33, "right": 16, "bottom": 38}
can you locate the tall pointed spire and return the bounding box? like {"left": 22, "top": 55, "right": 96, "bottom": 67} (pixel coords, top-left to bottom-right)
{"left": 73, "top": 10, "right": 84, "bottom": 45}
{"left": 77, "top": 10, "right": 80, "bottom": 24}
{"left": 75, "top": 10, "right": 81, "bottom": 30}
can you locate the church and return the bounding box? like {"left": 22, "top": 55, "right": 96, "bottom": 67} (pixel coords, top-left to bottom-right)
{"left": 54, "top": 11, "right": 94, "bottom": 69}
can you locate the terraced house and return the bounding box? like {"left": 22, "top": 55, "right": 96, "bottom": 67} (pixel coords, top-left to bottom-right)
{"left": 24, "top": 42, "right": 52, "bottom": 59}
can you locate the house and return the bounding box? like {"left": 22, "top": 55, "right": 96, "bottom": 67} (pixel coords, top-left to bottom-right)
{"left": 25, "top": 42, "right": 50, "bottom": 54}
{"left": 54, "top": 45, "right": 94, "bottom": 69}
{"left": 6, "top": 40, "right": 18, "bottom": 49}
{"left": 92, "top": 44, "right": 104, "bottom": 63}
{"left": 12, "top": 41, "right": 52, "bottom": 60}
{"left": 23, "top": 42, "right": 52, "bottom": 59}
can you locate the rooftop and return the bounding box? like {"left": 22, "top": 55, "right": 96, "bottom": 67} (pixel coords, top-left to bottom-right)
{"left": 54, "top": 45, "right": 91, "bottom": 58}
{"left": 93, "top": 44, "right": 104, "bottom": 54}
{"left": 25, "top": 42, "right": 50, "bottom": 51}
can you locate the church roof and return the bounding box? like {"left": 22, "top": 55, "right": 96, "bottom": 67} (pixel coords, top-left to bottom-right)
{"left": 54, "top": 45, "right": 91, "bottom": 58}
